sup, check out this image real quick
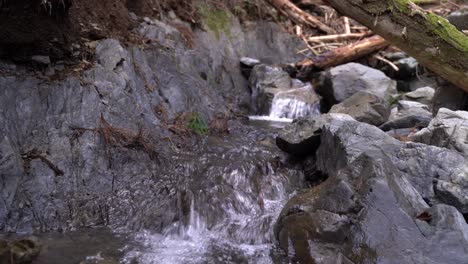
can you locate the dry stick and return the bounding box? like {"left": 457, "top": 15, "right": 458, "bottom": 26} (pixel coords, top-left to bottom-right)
{"left": 375, "top": 54, "right": 400, "bottom": 72}
{"left": 343, "top": 16, "right": 351, "bottom": 34}
{"left": 307, "top": 31, "right": 371, "bottom": 42}
{"left": 297, "top": 35, "right": 389, "bottom": 74}
{"left": 265, "top": 0, "right": 336, "bottom": 34}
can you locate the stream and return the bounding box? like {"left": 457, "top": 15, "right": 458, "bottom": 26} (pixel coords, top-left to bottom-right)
{"left": 24, "top": 96, "right": 316, "bottom": 264}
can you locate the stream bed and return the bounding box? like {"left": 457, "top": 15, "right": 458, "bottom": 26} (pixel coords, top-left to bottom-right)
{"left": 7, "top": 121, "right": 305, "bottom": 264}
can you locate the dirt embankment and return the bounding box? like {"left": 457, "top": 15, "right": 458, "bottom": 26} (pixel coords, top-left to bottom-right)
{"left": 0, "top": 0, "right": 264, "bottom": 63}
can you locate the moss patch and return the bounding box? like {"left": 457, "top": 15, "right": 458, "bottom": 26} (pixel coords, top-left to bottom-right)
{"left": 188, "top": 112, "right": 209, "bottom": 135}
{"left": 391, "top": 0, "right": 411, "bottom": 13}
{"left": 426, "top": 12, "right": 468, "bottom": 52}
{"left": 199, "top": 5, "right": 232, "bottom": 40}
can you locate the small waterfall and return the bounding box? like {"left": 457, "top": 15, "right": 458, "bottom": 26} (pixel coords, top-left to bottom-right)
{"left": 249, "top": 86, "right": 321, "bottom": 122}
{"left": 269, "top": 97, "right": 320, "bottom": 120}
{"left": 122, "top": 131, "right": 305, "bottom": 264}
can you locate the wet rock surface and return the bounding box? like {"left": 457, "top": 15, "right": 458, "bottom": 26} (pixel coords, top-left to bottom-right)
{"left": 275, "top": 114, "right": 468, "bottom": 263}
{"left": 330, "top": 91, "right": 390, "bottom": 126}
{"left": 0, "top": 17, "right": 305, "bottom": 233}
{"left": 249, "top": 64, "right": 320, "bottom": 117}
{"left": 380, "top": 100, "right": 433, "bottom": 131}
{"left": 411, "top": 108, "right": 468, "bottom": 156}
{"left": 316, "top": 62, "right": 396, "bottom": 110}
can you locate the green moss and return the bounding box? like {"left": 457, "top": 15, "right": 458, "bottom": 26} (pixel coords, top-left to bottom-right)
{"left": 199, "top": 6, "right": 232, "bottom": 40}
{"left": 426, "top": 12, "right": 468, "bottom": 52}
{"left": 188, "top": 112, "right": 209, "bottom": 135}
{"left": 391, "top": 0, "right": 411, "bottom": 13}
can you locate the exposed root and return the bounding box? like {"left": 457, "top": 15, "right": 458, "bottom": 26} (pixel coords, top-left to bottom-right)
{"left": 22, "top": 149, "right": 64, "bottom": 176}
{"left": 98, "top": 115, "right": 158, "bottom": 166}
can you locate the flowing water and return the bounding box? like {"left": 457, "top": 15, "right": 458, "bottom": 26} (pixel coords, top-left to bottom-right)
{"left": 21, "top": 90, "right": 320, "bottom": 263}
{"left": 121, "top": 123, "right": 305, "bottom": 264}
{"left": 249, "top": 88, "right": 321, "bottom": 123}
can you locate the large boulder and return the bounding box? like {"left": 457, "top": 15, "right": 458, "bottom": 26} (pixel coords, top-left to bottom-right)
{"left": 275, "top": 114, "right": 468, "bottom": 263}
{"left": 276, "top": 115, "right": 354, "bottom": 156}
{"left": 316, "top": 63, "right": 396, "bottom": 110}
{"left": 330, "top": 91, "right": 390, "bottom": 126}
{"left": 411, "top": 108, "right": 468, "bottom": 156}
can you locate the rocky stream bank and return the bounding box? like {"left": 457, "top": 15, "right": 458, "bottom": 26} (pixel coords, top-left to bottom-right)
{"left": 1, "top": 4, "right": 468, "bottom": 264}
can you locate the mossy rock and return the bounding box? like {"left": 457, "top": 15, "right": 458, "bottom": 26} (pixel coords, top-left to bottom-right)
{"left": 198, "top": 5, "right": 232, "bottom": 40}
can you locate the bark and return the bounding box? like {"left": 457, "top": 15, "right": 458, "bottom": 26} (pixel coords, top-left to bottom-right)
{"left": 324, "top": 0, "right": 468, "bottom": 91}
{"left": 266, "top": 0, "right": 336, "bottom": 34}
{"left": 297, "top": 35, "right": 389, "bottom": 78}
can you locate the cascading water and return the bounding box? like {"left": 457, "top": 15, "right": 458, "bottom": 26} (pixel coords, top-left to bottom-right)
{"left": 121, "top": 126, "right": 305, "bottom": 264}
{"left": 249, "top": 86, "right": 321, "bottom": 123}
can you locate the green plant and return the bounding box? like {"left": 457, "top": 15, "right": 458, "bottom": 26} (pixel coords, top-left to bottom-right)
{"left": 188, "top": 112, "right": 209, "bottom": 135}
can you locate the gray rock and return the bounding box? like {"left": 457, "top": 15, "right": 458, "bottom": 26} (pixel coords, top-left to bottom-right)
{"left": 240, "top": 57, "right": 261, "bottom": 67}
{"left": 380, "top": 100, "right": 433, "bottom": 131}
{"left": 31, "top": 55, "right": 51, "bottom": 65}
{"left": 0, "top": 18, "right": 308, "bottom": 232}
{"left": 330, "top": 91, "right": 390, "bottom": 126}
{"left": 403, "top": 86, "right": 435, "bottom": 105}
{"left": 432, "top": 83, "right": 468, "bottom": 115}
{"left": 276, "top": 114, "right": 468, "bottom": 263}
{"left": 411, "top": 108, "right": 468, "bottom": 156}
{"left": 448, "top": 10, "right": 468, "bottom": 31}
{"left": 316, "top": 62, "right": 396, "bottom": 109}
{"left": 275, "top": 114, "right": 354, "bottom": 156}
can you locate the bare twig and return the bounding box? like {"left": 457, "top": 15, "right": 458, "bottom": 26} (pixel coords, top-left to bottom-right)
{"left": 375, "top": 54, "right": 400, "bottom": 72}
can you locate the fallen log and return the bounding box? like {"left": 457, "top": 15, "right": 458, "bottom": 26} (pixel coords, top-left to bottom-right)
{"left": 324, "top": 0, "right": 468, "bottom": 91}
{"left": 297, "top": 35, "right": 389, "bottom": 78}
{"left": 265, "top": 0, "right": 336, "bottom": 34}
{"left": 307, "top": 31, "right": 371, "bottom": 42}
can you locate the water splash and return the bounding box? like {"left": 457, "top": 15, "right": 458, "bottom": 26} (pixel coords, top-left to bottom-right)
{"left": 249, "top": 86, "right": 321, "bottom": 122}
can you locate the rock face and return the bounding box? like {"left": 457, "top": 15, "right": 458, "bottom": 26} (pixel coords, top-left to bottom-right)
{"left": 330, "top": 91, "right": 390, "bottom": 126}
{"left": 275, "top": 114, "right": 468, "bottom": 263}
{"left": 0, "top": 18, "right": 306, "bottom": 232}
{"left": 249, "top": 64, "right": 320, "bottom": 117}
{"left": 411, "top": 108, "right": 468, "bottom": 156}
{"left": 316, "top": 62, "right": 396, "bottom": 110}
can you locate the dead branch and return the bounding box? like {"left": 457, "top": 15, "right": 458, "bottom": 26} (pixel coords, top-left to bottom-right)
{"left": 265, "top": 0, "right": 336, "bottom": 34}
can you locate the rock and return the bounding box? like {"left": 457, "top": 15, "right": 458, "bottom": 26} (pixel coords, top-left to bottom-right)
{"left": 411, "top": 108, "right": 468, "bottom": 156}
{"left": 394, "top": 57, "right": 419, "bottom": 80}
{"left": 9, "top": 237, "right": 41, "bottom": 264}
{"left": 240, "top": 57, "right": 261, "bottom": 79}
{"left": 249, "top": 64, "right": 320, "bottom": 117}
{"left": 0, "top": 240, "right": 10, "bottom": 264}
{"left": 240, "top": 57, "right": 261, "bottom": 68}
{"left": 384, "top": 51, "right": 408, "bottom": 61}
{"left": 403, "top": 86, "right": 435, "bottom": 105}
{"left": 31, "top": 55, "right": 51, "bottom": 65}
{"left": 380, "top": 100, "right": 433, "bottom": 131}
{"left": 276, "top": 114, "right": 468, "bottom": 263}
{"left": 316, "top": 62, "right": 396, "bottom": 110}
{"left": 95, "top": 40, "right": 127, "bottom": 71}
{"left": 447, "top": 10, "right": 468, "bottom": 31}
{"left": 0, "top": 18, "right": 309, "bottom": 233}
{"left": 432, "top": 83, "right": 468, "bottom": 115}
{"left": 330, "top": 91, "right": 390, "bottom": 126}
{"left": 276, "top": 114, "right": 354, "bottom": 156}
